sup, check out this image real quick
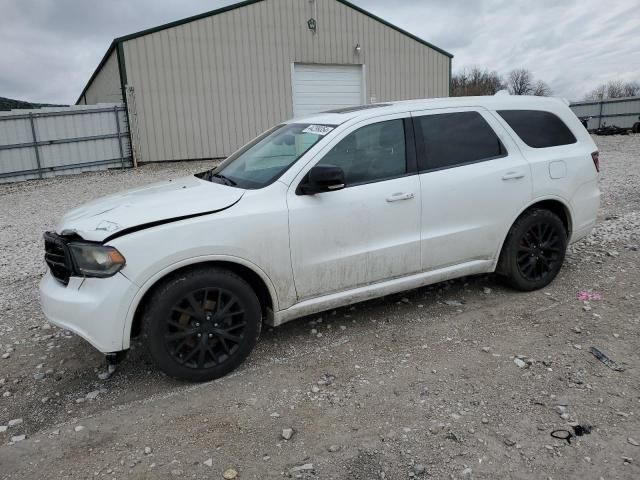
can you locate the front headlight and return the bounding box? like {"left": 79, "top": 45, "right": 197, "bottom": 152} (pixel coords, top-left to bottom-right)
{"left": 68, "top": 244, "right": 126, "bottom": 278}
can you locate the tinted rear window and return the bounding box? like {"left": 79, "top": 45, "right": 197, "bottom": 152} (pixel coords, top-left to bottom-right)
{"left": 415, "top": 111, "right": 506, "bottom": 172}
{"left": 498, "top": 110, "right": 577, "bottom": 148}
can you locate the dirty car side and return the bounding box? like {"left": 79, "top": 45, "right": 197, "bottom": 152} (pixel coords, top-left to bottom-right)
{"left": 39, "top": 96, "right": 600, "bottom": 374}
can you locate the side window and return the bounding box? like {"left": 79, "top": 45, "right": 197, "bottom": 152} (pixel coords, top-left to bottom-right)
{"left": 498, "top": 110, "right": 577, "bottom": 148}
{"left": 316, "top": 119, "right": 406, "bottom": 185}
{"left": 415, "top": 111, "right": 506, "bottom": 172}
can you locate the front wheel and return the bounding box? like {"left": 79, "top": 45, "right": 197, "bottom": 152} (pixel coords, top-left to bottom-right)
{"left": 142, "top": 267, "right": 262, "bottom": 382}
{"left": 498, "top": 209, "right": 568, "bottom": 291}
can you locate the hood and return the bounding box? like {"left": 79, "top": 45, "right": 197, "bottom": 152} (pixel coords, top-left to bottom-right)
{"left": 56, "top": 176, "right": 245, "bottom": 242}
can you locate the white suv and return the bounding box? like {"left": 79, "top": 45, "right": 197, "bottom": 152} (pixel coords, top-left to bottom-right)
{"left": 40, "top": 96, "right": 600, "bottom": 381}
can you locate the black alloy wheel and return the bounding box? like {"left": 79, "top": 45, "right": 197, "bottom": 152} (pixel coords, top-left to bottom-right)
{"left": 515, "top": 221, "right": 563, "bottom": 282}
{"left": 498, "top": 208, "right": 567, "bottom": 291}
{"left": 143, "top": 267, "right": 261, "bottom": 382}
{"left": 166, "top": 288, "right": 247, "bottom": 369}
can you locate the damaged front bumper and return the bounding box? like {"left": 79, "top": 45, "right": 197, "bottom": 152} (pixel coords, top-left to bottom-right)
{"left": 39, "top": 271, "right": 139, "bottom": 353}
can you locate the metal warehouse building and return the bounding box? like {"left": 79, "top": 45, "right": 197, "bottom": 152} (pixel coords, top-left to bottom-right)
{"left": 78, "top": 0, "right": 453, "bottom": 163}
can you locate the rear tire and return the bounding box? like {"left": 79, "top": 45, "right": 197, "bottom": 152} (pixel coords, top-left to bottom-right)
{"left": 142, "top": 267, "right": 261, "bottom": 382}
{"left": 497, "top": 209, "right": 568, "bottom": 291}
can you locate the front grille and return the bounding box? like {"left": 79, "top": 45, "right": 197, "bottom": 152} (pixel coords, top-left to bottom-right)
{"left": 44, "top": 232, "right": 73, "bottom": 285}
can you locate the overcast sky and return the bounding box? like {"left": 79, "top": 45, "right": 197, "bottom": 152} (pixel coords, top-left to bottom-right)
{"left": 1, "top": 0, "right": 638, "bottom": 104}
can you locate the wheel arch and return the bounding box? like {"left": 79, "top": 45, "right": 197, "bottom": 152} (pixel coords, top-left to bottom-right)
{"left": 493, "top": 196, "right": 573, "bottom": 271}
{"left": 123, "top": 256, "right": 279, "bottom": 349}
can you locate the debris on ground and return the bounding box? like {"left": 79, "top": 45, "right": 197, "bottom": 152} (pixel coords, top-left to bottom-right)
{"left": 577, "top": 291, "right": 602, "bottom": 301}
{"left": 550, "top": 424, "right": 593, "bottom": 444}
{"left": 590, "top": 347, "right": 626, "bottom": 372}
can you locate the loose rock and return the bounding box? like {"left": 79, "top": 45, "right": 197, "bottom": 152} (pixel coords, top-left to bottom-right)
{"left": 514, "top": 358, "right": 527, "bottom": 368}
{"left": 86, "top": 390, "right": 100, "bottom": 400}
{"left": 290, "top": 463, "right": 314, "bottom": 473}
{"left": 223, "top": 467, "right": 238, "bottom": 479}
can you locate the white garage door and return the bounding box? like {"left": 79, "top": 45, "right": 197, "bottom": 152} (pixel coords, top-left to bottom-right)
{"left": 292, "top": 64, "right": 364, "bottom": 117}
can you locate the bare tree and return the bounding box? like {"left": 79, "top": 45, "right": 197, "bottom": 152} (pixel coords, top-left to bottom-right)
{"left": 507, "top": 69, "right": 533, "bottom": 95}
{"left": 622, "top": 81, "right": 640, "bottom": 97}
{"left": 584, "top": 85, "right": 606, "bottom": 101}
{"left": 532, "top": 80, "right": 552, "bottom": 97}
{"left": 607, "top": 80, "right": 625, "bottom": 99}
{"left": 451, "top": 67, "right": 504, "bottom": 96}
{"left": 585, "top": 80, "right": 640, "bottom": 100}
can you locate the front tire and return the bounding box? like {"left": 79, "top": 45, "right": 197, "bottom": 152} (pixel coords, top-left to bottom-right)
{"left": 498, "top": 209, "right": 568, "bottom": 291}
{"left": 142, "top": 267, "right": 262, "bottom": 382}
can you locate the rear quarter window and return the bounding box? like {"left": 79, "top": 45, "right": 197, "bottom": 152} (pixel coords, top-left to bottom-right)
{"left": 498, "top": 110, "right": 577, "bottom": 148}
{"left": 414, "top": 111, "right": 506, "bottom": 172}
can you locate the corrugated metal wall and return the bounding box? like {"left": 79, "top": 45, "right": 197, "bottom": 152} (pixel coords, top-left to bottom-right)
{"left": 78, "top": 50, "right": 123, "bottom": 106}
{"left": 120, "top": 0, "right": 451, "bottom": 162}
{"left": 570, "top": 96, "right": 640, "bottom": 130}
{"left": 0, "top": 105, "right": 131, "bottom": 184}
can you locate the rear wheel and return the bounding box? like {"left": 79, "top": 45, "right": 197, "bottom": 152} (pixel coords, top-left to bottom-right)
{"left": 498, "top": 209, "right": 568, "bottom": 291}
{"left": 142, "top": 267, "right": 261, "bottom": 382}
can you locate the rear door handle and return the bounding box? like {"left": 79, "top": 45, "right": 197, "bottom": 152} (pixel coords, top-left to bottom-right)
{"left": 502, "top": 171, "right": 525, "bottom": 181}
{"left": 386, "top": 192, "right": 415, "bottom": 202}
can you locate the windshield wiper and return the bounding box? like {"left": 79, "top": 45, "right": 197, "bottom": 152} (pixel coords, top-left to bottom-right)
{"left": 212, "top": 173, "right": 237, "bottom": 186}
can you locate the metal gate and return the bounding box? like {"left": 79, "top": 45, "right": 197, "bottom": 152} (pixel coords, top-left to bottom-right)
{"left": 0, "top": 104, "right": 132, "bottom": 184}
{"left": 570, "top": 96, "right": 640, "bottom": 131}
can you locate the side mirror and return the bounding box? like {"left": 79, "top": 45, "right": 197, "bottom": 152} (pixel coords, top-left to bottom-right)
{"left": 299, "top": 165, "right": 346, "bottom": 195}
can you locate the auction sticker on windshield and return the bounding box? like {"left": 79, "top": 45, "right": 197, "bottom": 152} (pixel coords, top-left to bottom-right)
{"left": 302, "top": 125, "right": 334, "bottom": 136}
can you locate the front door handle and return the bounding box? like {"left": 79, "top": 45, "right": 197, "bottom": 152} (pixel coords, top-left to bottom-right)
{"left": 502, "top": 171, "right": 525, "bottom": 181}
{"left": 386, "top": 192, "right": 415, "bottom": 202}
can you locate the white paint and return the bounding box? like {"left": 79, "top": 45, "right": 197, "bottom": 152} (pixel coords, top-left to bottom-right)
{"left": 549, "top": 160, "right": 567, "bottom": 179}
{"left": 411, "top": 106, "right": 532, "bottom": 270}
{"left": 56, "top": 175, "right": 244, "bottom": 242}
{"left": 273, "top": 259, "right": 492, "bottom": 326}
{"left": 40, "top": 95, "right": 600, "bottom": 354}
{"left": 292, "top": 64, "right": 364, "bottom": 117}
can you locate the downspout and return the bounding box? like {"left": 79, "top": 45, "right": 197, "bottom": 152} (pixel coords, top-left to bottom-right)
{"left": 116, "top": 41, "right": 137, "bottom": 167}
{"left": 448, "top": 58, "right": 452, "bottom": 97}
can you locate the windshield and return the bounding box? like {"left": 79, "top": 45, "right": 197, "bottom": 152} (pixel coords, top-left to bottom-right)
{"left": 198, "top": 123, "right": 336, "bottom": 189}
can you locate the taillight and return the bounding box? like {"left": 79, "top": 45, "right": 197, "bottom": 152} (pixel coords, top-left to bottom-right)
{"left": 591, "top": 151, "right": 600, "bottom": 173}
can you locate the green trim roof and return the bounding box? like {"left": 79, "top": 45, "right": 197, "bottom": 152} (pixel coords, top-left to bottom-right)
{"left": 77, "top": 0, "right": 453, "bottom": 104}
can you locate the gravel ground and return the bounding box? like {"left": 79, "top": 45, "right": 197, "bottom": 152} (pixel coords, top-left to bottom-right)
{"left": 1, "top": 135, "right": 639, "bottom": 479}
